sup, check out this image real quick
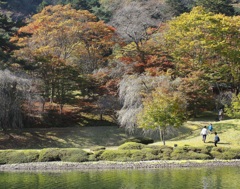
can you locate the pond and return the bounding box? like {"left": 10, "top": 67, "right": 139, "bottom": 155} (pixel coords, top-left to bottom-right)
{"left": 0, "top": 166, "right": 239, "bottom": 189}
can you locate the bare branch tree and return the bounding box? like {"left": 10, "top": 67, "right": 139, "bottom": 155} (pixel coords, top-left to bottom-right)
{"left": 0, "top": 70, "right": 37, "bottom": 130}
{"left": 109, "top": 0, "right": 169, "bottom": 43}
{"left": 118, "top": 74, "right": 181, "bottom": 133}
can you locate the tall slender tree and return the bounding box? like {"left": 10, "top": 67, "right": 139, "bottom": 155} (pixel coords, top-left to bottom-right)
{"left": 0, "top": 10, "right": 17, "bottom": 65}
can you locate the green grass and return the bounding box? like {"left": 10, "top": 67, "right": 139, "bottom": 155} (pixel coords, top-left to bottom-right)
{"left": 0, "top": 112, "right": 239, "bottom": 150}
{"left": 155, "top": 119, "right": 240, "bottom": 149}
{"left": 0, "top": 114, "right": 239, "bottom": 163}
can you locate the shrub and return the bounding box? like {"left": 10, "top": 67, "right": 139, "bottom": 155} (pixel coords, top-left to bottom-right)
{"left": 7, "top": 152, "right": 26, "bottom": 164}
{"left": 171, "top": 148, "right": 188, "bottom": 160}
{"left": 122, "top": 137, "right": 154, "bottom": 144}
{"left": 211, "top": 147, "right": 240, "bottom": 160}
{"left": 187, "top": 151, "right": 211, "bottom": 160}
{"left": 148, "top": 145, "right": 173, "bottom": 160}
{"left": 88, "top": 150, "right": 105, "bottom": 161}
{"left": 0, "top": 150, "right": 39, "bottom": 164}
{"left": 141, "top": 148, "right": 161, "bottom": 160}
{"left": 18, "top": 151, "right": 39, "bottom": 163}
{"left": 0, "top": 151, "right": 14, "bottom": 164}
{"left": 149, "top": 145, "right": 173, "bottom": 152}
{"left": 60, "top": 149, "right": 89, "bottom": 162}
{"left": 130, "top": 150, "right": 147, "bottom": 161}
{"left": 0, "top": 148, "right": 91, "bottom": 164}
{"left": 145, "top": 153, "right": 159, "bottom": 160}
{"left": 118, "top": 142, "right": 146, "bottom": 150}
{"left": 100, "top": 150, "right": 119, "bottom": 161}
{"left": 38, "top": 148, "right": 62, "bottom": 162}
{"left": 171, "top": 146, "right": 211, "bottom": 160}
{"left": 100, "top": 150, "right": 138, "bottom": 161}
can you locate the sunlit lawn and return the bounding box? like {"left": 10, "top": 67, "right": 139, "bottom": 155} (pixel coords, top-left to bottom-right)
{"left": 153, "top": 119, "right": 240, "bottom": 149}
{"left": 0, "top": 110, "right": 239, "bottom": 150}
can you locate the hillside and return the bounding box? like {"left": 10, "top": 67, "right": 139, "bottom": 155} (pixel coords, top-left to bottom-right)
{"left": 0, "top": 117, "right": 239, "bottom": 150}
{"left": 0, "top": 0, "right": 239, "bottom": 144}
{"left": 2, "top": 0, "right": 240, "bottom": 20}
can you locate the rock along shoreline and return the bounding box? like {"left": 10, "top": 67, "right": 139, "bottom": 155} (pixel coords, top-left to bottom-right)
{"left": 0, "top": 160, "right": 240, "bottom": 172}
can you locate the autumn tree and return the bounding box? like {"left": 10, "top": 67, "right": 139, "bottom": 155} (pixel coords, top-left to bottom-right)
{"left": 177, "top": 71, "right": 215, "bottom": 117}
{"left": 225, "top": 93, "right": 240, "bottom": 118}
{"left": 164, "top": 7, "right": 240, "bottom": 111}
{"left": 12, "top": 5, "right": 116, "bottom": 112}
{"left": 137, "top": 87, "right": 187, "bottom": 145}
{"left": 109, "top": 0, "right": 170, "bottom": 67}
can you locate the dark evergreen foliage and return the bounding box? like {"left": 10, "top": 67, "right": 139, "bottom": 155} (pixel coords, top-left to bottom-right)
{"left": 166, "top": 0, "right": 236, "bottom": 16}
{"left": 165, "top": 0, "right": 193, "bottom": 16}
{"left": 0, "top": 12, "right": 18, "bottom": 65}
{"left": 196, "top": 0, "right": 235, "bottom": 16}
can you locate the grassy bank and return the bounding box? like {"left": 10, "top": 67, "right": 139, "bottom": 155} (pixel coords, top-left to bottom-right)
{"left": 0, "top": 113, "right": 239, "bottom": 164}
{"left": 0, "top": 142, "right": 240, "bottom": 165}
{"left": 0, "top": 118, "right": 239, "bottom": 150}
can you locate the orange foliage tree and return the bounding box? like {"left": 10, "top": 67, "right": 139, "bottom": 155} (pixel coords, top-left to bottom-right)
{"left": 12, "top": 4, "right": 116, "bottom": 113}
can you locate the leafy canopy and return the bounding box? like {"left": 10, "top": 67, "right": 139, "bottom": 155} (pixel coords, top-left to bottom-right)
{"left": 164, "top": 6, "right": 240, "bottom": 94}
{"left": 137, "top": 87, "right": 187, "bottom": 145}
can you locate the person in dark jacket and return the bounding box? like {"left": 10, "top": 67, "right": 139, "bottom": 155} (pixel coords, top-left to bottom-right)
{"left": 214, "top": 132, "right": 220, "bottom": 147}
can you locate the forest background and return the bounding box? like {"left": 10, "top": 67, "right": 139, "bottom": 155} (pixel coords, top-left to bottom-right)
{"left": 0, "top": 0, "right": 240, "bottom": 143}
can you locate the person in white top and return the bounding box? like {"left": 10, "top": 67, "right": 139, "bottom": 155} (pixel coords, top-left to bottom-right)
{"left": 200, "top": 126, "right": 208, "bottom": 143}
{"left": 218, "top": 109, "right": 223, "bottom": 121}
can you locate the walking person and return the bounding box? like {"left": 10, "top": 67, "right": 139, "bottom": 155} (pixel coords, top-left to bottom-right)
{"left": 214, "top": 132, "right": 220, "bottom": 147}
{"left": 208, "top": 123, "right": 213, "bottom": 134}
{"left": 200, "top": 126, "right": 208, "bottom": 143}
{"left": 218, "top": 109, "right": 223, "bottom": 121}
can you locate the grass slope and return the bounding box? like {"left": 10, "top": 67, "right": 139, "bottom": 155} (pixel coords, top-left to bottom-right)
{"left": 0, "top": 126, "right": 143, "bottom": 149}
{"left": 159, "top": 119, "right": 240, "bottom": 148}
{"left": 0, "top": 112, "right": 239, "bottom": 150}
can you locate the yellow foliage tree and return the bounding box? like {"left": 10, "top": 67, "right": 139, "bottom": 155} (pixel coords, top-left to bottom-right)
{"left": 137, "top": 88, "right": 187, "bottom": 145}
{"left": 164, "top": 6, "right": 240, "bottom": 94}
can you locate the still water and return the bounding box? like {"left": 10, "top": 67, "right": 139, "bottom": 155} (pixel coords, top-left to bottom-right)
{"left": 0, "top": 166, "right": 239, "bottom": 189}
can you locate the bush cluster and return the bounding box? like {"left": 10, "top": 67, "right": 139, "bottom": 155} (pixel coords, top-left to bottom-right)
{"left": 121, "top": 137, "right": 154, "bottom": 145}
{"left": 0, "top": 142, "right": 240, "bottom": 164}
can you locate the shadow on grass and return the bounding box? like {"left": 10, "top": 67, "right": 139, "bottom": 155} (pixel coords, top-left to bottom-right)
{"left": 215, "top": 123, "right": 239, "bottom": 131}
{"left": 207, "top": 141, "right": 231, "bottom": 145}
{"left": 0, "top": 126, "right": 145, "bottom": 149}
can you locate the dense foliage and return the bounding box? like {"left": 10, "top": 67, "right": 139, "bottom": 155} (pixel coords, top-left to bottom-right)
{"left": 137, "top": 86, "right": 187, "bottom": 145}
{"left": 0, "top": 12, "right": 18, "bottom": 65}
{"left": 0, "top": 0, "right": 239, "bottom": 135}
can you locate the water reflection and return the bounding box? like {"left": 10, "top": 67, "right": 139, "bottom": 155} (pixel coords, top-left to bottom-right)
{"left": 0, "top": 166, "right": 239, "bottom": 189}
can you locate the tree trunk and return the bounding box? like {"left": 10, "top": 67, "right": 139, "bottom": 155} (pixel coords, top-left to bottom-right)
{"left": 59, "top": 104, "right": 63, "bottom": 114}
{"left": 158, "top": 126, "right": 165, "bottom": 145}
{"left": 41, "top": 100, "right": 45, "bottom": 113}
{"left": 50, "top": 82, "right": 55, "bottom": 103}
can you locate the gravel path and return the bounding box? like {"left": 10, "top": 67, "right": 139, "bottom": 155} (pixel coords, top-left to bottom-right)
{"left": 1, "top": 160, "right": 240, "bottom": 171}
